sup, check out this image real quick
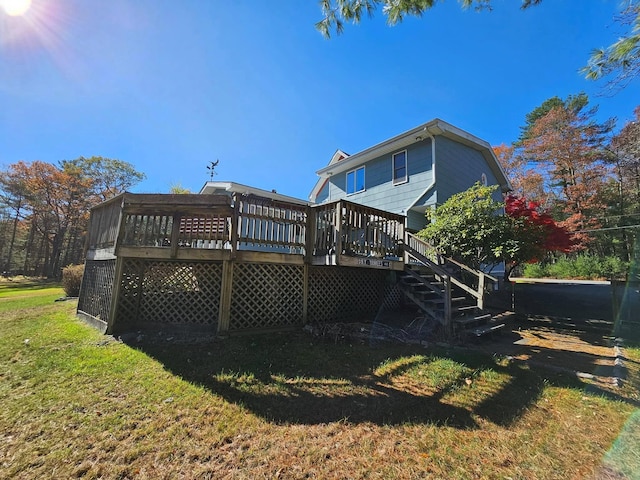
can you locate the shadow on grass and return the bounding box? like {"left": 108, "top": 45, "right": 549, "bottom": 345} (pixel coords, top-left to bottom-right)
{"left": 131, "top": 332, "right": 583, "bottom": 428}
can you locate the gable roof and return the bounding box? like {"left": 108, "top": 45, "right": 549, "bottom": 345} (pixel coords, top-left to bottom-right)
{"left": 313, "top": 119, "right": 511, "bottom": 194}
{"left": 308, "top": 149, "right": 350, "bottom": 202}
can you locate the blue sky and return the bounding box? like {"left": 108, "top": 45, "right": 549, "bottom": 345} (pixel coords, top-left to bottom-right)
{"left": 1, "top": 0, "right": 639, "bottom": 200}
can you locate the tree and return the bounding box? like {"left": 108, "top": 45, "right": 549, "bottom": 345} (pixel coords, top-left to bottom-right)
{"left": 516, "top": 94, "right": 589, "bottom": 145}
{"left": 417, "top": 183, "right": 572, "bottom": 279}
{"left": 316, "top": 0, "right": 640, "bottom": 87}
{"left": 170, "top": 183, "right": 191, "bottom": 194}
{"left": 518, "top": 94, "right": 613, "bottom": 250}
{"left": 418, "top": 183, "right": 510, "bottom": 271}
{"left": 0, "top": 157, "right": 144, "bottom": 278}
{"left": 582, "top": 3, "right": 640, "bottom": 89}
{"left": 62, "top": 156, "right": 146, "bottom": 202}
{"left": 601, "top": 105, "right": 640, "bottom": 260}
{"left": 498, "top": 194, "right": 573, "bottom": 278}
{"left": 493, "top": 143, "right": 546, "bottom": 206}
{"left": 0, "top": 165, "right": 29, "bottom": 273}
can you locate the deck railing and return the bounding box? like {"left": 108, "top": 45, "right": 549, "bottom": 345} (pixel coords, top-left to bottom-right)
{"left": 312, "top": 199, "right": 404, "bottom": 259}
{"left": 86, "top": 196, "right": 124, "bottom": 251}
{"left": 86, "top": 194, "right": 405, "bottom": 266}
{"left": 236, "top": 194, "right": 307, "bottom": 254}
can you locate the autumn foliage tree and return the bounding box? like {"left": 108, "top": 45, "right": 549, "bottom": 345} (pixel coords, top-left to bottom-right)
{"left": 0, "top": 157, "right": 144, "bottom": 278}
{"left": 493, "top": 143, "right": 547, "bottom": 206}
{"left": 518, "top": 94, "right": 612, "bottom": 250}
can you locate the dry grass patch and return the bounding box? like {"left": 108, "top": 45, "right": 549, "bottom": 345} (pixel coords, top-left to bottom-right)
{"left": 1, "top": 279, "right": 638, "bottom": 479}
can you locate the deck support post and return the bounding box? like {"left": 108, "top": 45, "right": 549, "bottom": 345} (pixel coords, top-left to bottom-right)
{"left": 218, "top": 260, "right": 234, "bottom": 333}
{"left": 302, "top": 264, "right": 309, "bottom": 324}
{"left": 105, "top": 256, "right": 124, "bottom": 335}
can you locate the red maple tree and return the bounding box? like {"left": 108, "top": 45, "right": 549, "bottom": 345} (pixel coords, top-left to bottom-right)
{"left": 503, "top": 194, "right": 573, "bottom": 275}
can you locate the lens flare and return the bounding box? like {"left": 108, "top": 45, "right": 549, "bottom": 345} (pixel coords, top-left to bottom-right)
{"left": 1, "top": 0, "right": 32, "bottom": 16}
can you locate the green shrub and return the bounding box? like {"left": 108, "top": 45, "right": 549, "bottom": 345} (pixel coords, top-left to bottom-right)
{"left": 546, "top": 257, "right": 571, "bottom": 279}
{"left": 602, "top": 256, "right": 629, "bottom": 280}
{"left": 522, "top": 263, "right": 548, "bottom": 278}
{"left": 62, "top": 264, "right": 84, "bottom": 297}
{"left": 524, "top": 254, "right": 629, "bottom": 280}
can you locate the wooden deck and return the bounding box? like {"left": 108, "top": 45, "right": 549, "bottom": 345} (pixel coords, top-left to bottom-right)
{"left": 79, "top": 193, "right": 406, "bottom": 334}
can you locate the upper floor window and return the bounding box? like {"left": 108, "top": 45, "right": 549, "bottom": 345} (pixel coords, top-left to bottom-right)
{"left": 393, "top": 150, "right": 407, "bottom": 185}
{"left": 346, "top": 166, "right": 365, "bottom": 195}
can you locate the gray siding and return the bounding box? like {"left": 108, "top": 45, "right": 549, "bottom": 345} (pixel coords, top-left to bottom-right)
{"left": 315, "top": 180, "right": 330, "bottom": 203}
{"left": 325, "top": 140, "right": 434, "bottom": 215}
{"left": 407, "top": 209, "right": 428, "bottom": 232}
{"left": 434, "top": 136, "right": 502, "bottom": 204}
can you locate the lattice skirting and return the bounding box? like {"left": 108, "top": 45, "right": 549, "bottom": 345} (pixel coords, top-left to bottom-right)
{"left": 116, "top": 259, "right": 222, "bottom": 330}
{"left": 381, "top": 280, "right": 402, "bottom": 311}
{"left": 78, "top": 259, "right": 116, "bottom": 325}
{"left": 91, "top": 258, "right": 399, "bottom": 333}
{"left": 229, "top": 263, "right": 304, "bottom": 331}
{"left": 308, "top": 266, "right": 393, "bottom": 324}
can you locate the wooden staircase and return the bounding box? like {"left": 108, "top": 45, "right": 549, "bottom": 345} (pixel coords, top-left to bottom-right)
{"left": 399, "top": 233, "right": 505, "bottom": 340}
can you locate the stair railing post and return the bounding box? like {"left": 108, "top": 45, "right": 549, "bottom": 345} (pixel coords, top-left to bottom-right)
{"left": 477, "top": 272, "right": 485, "bottom": 310}
{"left": 444, "top": 273, "right": 452, "bottom": 337}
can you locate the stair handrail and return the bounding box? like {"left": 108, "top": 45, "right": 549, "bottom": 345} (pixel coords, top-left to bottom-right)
{"left": 405, "top": 233, "right": 495, "bottom": 309}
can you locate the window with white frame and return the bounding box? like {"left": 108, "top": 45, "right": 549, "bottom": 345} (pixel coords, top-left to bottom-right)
{"left": 346, "top": 166, "right": 365, "bottom": 195}
{"left": 393, "top": 150, "right": 407, "bottom": 185}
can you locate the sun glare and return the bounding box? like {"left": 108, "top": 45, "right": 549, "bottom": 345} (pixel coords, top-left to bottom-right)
{"left": 1, "top": 0, "right": 32, "bottom": 16}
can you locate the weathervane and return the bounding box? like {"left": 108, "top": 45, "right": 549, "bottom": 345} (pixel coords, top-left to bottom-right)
{"left": 207, "top": 159, "right": 220, "bottom": 181}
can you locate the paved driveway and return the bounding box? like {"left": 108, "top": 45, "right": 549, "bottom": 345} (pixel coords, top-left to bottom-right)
{"left": 505, "top": 280, "right": 614, "bottom": 322}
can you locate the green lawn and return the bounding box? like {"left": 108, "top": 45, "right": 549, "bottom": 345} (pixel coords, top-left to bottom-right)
{"left": 1, "top": 280, "right": 639, "bottom": 479}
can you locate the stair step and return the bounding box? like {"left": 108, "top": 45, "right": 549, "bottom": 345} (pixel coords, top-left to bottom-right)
{"left": 466, "top": 323, "right": 506, "bottom": 337}
{"left": 455, "top": 313, "right": 491, "bottom": 327}
{"left": 423, "top": 296, "right": 465, "bottom": 306}
{"left": 453, "top": 305, "right": 479, "bottom": 314}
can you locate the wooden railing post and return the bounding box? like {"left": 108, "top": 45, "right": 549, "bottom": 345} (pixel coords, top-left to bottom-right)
{"left": 230, "top": 194, "right": 240, "bottom": 259}
{"left": 334, "top": 201, "right": 343, "bottom": 264}
{"left": 305, "top": 205, "right": 315, "bottom": 263}
{"left": 170, "top": 213, "right": 181, "bottom": 259}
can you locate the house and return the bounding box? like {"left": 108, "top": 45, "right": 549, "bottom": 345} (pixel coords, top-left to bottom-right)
{"left": 309, "top": 118, "right": 511, "bottom": 232}
{"left": 77, "top": 119, "right": 511, "bottom": 338}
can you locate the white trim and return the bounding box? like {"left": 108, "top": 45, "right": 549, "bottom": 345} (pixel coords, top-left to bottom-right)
{"left": 392, "top": 150, "right": 408, "bottom": 185}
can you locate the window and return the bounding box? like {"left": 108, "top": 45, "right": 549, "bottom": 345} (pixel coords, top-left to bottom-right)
{"left": 393, "top": 150, "right": 407, "bottom": 185}
{"left": 346, "top": 166, "right": 365, "bottom": 194}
